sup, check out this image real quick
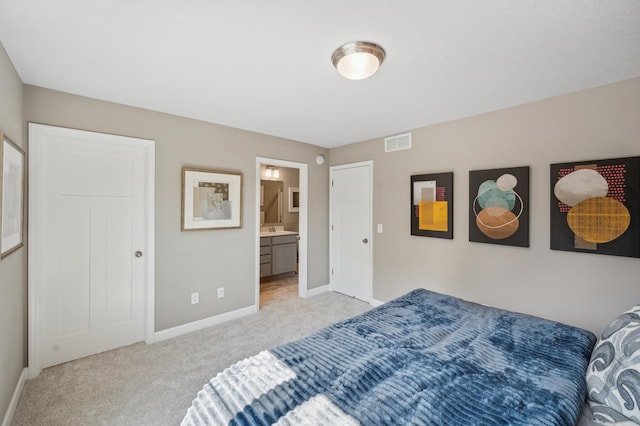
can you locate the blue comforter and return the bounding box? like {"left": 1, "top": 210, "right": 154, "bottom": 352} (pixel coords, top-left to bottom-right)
{"left": 183, "top": 289, "right": 596, "bottom": 425}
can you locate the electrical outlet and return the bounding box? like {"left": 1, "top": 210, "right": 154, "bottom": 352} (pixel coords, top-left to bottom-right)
{"left": 191, "top": 292, "right": 199, "bottom": 304}
{"left": 217, "top": 287, "right": 224, "bottom": 298}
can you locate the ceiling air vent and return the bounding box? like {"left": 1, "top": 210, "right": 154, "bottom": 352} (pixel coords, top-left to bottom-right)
{"left": 384, "top": 133, "right": 412, "bottom": 153}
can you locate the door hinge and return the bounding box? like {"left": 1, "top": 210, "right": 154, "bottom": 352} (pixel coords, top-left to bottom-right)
{"left": 331, "top": 224, "right": 334, "bottom": 231}
{"left": 331, "top": 269, "right": 334, "bottom": 275}
{"left": 331, "top": 180, "right": 334, "bottom": 187}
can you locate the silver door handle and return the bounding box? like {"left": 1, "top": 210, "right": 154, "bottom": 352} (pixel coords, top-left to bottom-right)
{"left": 135, "top": 251, "right": 143, "bottom": 258}
{"left": 362, "top": 238, "right": 368, "bottom": 244}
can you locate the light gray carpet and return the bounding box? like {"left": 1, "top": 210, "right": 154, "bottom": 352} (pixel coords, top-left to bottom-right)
{"left": 12, "top": 289, "right": 370, "bottom": 426}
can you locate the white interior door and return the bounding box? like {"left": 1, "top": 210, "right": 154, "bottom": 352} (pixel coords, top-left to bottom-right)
{"left": 30, "top": 124, "right": 151, "bottom": 371}
{"left": 330, "top": 162, "right": 372, "bottom": 302}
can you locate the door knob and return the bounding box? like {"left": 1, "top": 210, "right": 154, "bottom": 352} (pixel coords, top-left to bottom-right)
{"left": 362, "top": 238, "right": 368, "bottom": 244}
{"left": 134, "top": 251, "right": 143, "bottom": 258}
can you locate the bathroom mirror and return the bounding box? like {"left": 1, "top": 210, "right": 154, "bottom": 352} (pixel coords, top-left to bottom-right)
{"left": 260, "top": 180, "right": 283, "bottom": 225}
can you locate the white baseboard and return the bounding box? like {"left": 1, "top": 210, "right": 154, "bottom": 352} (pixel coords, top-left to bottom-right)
{"left": 369, "top": 298, "right": 385, "bottom": 307}
{"left": 303, "top": 284, "right": 329, "bottom": 298}
{"left": 2, "top": 367, "right": 28, "bottom": 426}
{"left": 154, "top": 304, "right": 258, "bottom": 342}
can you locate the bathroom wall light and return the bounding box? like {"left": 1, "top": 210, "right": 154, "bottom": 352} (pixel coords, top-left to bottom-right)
{"left": 331, "top": 41, "right": 386, "bottom": 80}
{"left": 265, "top": 166, "right": 279, "bottom": 179}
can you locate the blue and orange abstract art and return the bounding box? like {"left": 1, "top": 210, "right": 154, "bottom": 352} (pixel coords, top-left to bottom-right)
{"left": 469, "top": 166, "right": 530, "bottom": 247}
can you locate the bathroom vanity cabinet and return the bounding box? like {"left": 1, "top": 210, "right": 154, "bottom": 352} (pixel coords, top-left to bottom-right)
{"left": 260, "top": 234, "right": 297, "bottom": 278}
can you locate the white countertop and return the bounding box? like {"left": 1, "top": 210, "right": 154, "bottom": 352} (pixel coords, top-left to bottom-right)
{"left": 260, "top": 225, "right": 298, "bottom": 237}
{"left": 260, "top": 230, "right": 298, "bottom": 237}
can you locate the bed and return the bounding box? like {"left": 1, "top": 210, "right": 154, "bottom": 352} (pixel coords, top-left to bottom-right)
{"left": 182, "top": 288, "right": 597, "bottom": 425}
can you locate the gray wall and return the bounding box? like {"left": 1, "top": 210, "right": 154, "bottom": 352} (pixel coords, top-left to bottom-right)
{"left": 0, "top": 42, "right": 25, "bottom": 419}
{"left": 24, "top": 86, "right": 329, "bottom": 332}
{"left": 330, "top": 77, "right": 640, "bottom": 335}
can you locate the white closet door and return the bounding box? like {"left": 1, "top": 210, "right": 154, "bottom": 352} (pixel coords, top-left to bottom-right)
{"left": 32, "top": 124, "right": 148, "bottom": 369}
{"left": 330, "top": 162, "right": 372, "bottom": 302}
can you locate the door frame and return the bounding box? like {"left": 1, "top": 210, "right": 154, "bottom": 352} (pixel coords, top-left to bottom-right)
{"left": 27, "top": 123, "right": 156, "bottom": 379}
{"left": 255, "top": 157, "right": 308, "bottom": 304}
{"left": 329, "top": 160, "right": 374, "bottom": 302}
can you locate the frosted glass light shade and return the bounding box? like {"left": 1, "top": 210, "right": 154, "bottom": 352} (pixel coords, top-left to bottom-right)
{"left": 336, "top": 52, "right": 380, "bottom": 80}
{"left": 332, "top": 41, "right": 385, "bottom": 80}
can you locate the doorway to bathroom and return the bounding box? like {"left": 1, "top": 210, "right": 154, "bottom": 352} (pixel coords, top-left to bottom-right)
{"left": 255, "top": 157, "right": 308, "bottom": 308}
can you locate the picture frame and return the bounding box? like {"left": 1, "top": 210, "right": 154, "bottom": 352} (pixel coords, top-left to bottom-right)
{"left": 410, "top": 172, "right": 454, "bottom": 239}
{"left": 1, "top": 133, "right": 25, "bottom": 258}
{"left": 181, "top": 167, "right": 242, "bottom": 230}
{"left": 469, "top": 166, "right": 530, "bottom": 247}
{"left": 550, "top": 156, "right": 640, "bottom": 258}
{"left": 288, "top": 187, "right": 299, "bottom": 212}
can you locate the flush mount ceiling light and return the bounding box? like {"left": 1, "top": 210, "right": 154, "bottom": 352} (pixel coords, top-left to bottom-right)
{"left": 331, "top": 41, "right": 386, "bottom": 80}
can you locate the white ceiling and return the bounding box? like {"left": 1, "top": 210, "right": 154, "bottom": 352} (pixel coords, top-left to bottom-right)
{"left": 1, "top": 1, "right": 639, "bottom": 148}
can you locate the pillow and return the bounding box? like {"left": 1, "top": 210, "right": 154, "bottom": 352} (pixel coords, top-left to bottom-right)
{"left": 586, "top": 304, "right": 640, "bottom": 424}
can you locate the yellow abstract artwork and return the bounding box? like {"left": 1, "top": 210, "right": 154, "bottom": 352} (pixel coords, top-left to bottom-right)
{"left": 419, "top": 201, "right": 448, "bottom": 232}
{"left": 411, "top": 172, "right": 453, "bottom": 239}
{"left": 567, "top": 197, "right": 631, "bottom": 243}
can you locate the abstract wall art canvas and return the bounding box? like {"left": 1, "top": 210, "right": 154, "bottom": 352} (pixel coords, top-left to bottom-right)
{"left": 182, "top": 167, "right": 242, "bottom": 230}
{"left": 411, "top": 172, "right": 453, "bottom": 239}
{"left": 0, "top": 133, "right": 25, "bottom": 258}
{"left": 469, "top": 166, "right": 530, "bottom": 247}
{"left": 550, "top": 156, "right": 640, "bottom": 258}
